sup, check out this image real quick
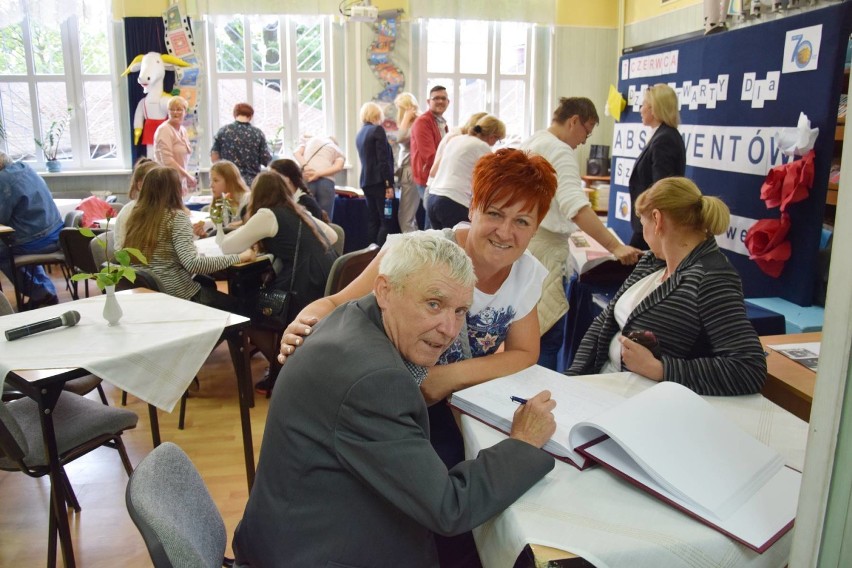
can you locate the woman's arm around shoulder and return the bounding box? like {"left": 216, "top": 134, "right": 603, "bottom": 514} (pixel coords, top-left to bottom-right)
{"left": 420, "top": 307, "right": 540, "bottom": 405}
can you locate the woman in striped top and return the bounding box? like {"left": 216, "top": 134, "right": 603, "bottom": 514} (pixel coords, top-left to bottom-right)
{"left": 123, "top": 166, "right": 256, "bottom": 312}
{"left": 567, "top": 177, "right": 766, "bottom": 396}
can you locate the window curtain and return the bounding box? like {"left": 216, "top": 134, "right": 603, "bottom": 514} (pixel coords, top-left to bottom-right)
{"left": 409, "top": 0, "right": 556, "bottom": 24}
{"left": 196, "top": 0, "right": 342, "bottom": 15}
{"left": 124, "top": 17, "right": 172, "bottom": 163}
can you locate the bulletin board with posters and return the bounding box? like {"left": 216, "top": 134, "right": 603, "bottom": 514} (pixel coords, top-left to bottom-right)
{"left": 608, "top": 2, "right": 852, "bottom": 305}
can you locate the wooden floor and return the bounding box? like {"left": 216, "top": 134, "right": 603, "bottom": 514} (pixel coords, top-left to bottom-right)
{"left": 0, "top": 271, "right": 273, "bottom": 567}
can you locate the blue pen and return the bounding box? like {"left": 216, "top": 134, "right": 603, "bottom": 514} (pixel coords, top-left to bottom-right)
{"left": 510, "top": 396, "right": 528, "bottom": 405}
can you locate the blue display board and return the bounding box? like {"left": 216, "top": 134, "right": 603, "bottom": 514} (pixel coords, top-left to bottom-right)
{"left": 609, "top": 3, "right": 851, "bottom": 305}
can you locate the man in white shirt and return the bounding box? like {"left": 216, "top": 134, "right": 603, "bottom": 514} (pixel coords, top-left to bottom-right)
{"left": 520, "top": 97, "right": 641, "bottom": 370}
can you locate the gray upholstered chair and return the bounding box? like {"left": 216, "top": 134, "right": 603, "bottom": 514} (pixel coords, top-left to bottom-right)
{"left": 0, "top": 391, "right": 138, "bottom": 564}
{"left": 58, "top": 226, "right": 103, "bottom": 299}
{"left": 126, "top": 442, "right": 229, "bottom": 568}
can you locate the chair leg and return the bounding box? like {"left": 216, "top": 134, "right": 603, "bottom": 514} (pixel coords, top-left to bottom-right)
{"left": 115, "top": 436, "right": 134, "bottom": 475}
{"left": 60, "top": 468, "right": 81, "bottom": 512}
{"left": 121, "top": 390, "right": 127, "bottom": 406}
{"left": 178, "top": 389, "right": 188, "bottom": 430}
{"left": 47, "top": 490, "right": 58, "bottom": 568}
{"left": 96, "top": 383, "right": 108, "bottom": 405}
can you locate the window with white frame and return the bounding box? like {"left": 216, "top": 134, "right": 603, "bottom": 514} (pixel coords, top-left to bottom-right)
{"left": 420, "top": 19, "right": 533, "bottom": 144}
{"left": 0, "top": 0, "right": 122, "bottom": 169}
{"left": 206, "top": 14, "right": 333, "bottom": 159}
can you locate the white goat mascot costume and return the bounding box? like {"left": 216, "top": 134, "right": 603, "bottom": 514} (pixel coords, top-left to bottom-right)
{"left": 121, "top": 52, "right": 191, "bottom": 156}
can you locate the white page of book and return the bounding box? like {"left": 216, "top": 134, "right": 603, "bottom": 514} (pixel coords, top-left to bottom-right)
{"left": 582, "top": 437, "right": 801, "bottom": 551}
{"left": 569, "top": 382, "right": 784, "bottom": 520}
{"left": 449, "top": 367, "right": 628, "bottom": 466}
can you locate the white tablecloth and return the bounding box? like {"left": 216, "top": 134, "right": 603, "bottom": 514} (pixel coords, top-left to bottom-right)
{"left": 464, "top": 372, "right": 808, "bottom": 568}
{"left": 0, "top": 292, "right": 245, "bottom": 411}
{"left": 53, "top": 198, "right": 81, "bottom": 219}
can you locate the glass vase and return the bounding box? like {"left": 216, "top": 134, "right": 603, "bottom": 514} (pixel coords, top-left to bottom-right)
{"left": 215, "top": 223, "right": 225, "bottom": 244}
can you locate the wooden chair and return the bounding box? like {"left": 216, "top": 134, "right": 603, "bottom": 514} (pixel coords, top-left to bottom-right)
{"left": 324, "top": 243, "right": 380, "bottom": 296}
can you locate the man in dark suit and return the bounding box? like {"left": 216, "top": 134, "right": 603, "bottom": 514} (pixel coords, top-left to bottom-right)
{"left": 233, "top": 233, "right": 557, "bottom": 567}
{"left": 628, "top": 84, "right": 687, "bottom": 248}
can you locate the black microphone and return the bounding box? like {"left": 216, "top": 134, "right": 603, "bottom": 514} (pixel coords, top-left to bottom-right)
{"left": 5, "top": 310, "right": 81, "bottom": 341}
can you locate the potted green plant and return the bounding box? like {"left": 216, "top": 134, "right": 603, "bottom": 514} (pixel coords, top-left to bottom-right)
{"left": 35, "top": 109, "right": 71, "bottom": 172}
{"left": 267, "top": 125, "right": 286, "bottom": 158}
{"left": 70, "top": 214, "right": 148, "bottom": 326}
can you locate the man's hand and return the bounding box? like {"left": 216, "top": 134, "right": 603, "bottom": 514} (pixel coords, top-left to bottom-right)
{"left": 612, "top": 244, "right": 642, "bottom": 265}
{"left": 509, "top": 390, "right": 557, "bottom": 448}
{"left": 277, "top": 314, "right": 319, "bottom": 364}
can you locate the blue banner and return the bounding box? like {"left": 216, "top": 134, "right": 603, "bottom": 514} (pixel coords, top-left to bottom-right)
{"left": 610, "top": 3, "right": 852, "bottom": 305}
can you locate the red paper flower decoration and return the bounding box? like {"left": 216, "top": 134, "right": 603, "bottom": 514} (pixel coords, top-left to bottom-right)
{"left": 760, "top": 166, "right": 785, "bottom": 209}
{"left": 759, "top": 150, "right": 815, "bottom": 212}
{"left": 744, "top": 213, "right": 792, "bottom": 278}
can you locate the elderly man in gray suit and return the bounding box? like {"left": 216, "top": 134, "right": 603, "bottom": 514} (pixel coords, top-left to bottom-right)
{"left": 233, "top": 232, "right": 557, "bottom": 567}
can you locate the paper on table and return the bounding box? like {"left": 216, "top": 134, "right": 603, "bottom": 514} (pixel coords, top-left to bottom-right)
{"left": 768, "top": 342, "right": 820, "bottom": 372}
{"left": 450, "top": 366, "right": 628, "bottom": 468}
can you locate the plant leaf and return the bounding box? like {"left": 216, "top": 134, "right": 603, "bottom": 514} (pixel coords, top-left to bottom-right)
{"left": 124, "top": 248, "right": 148, "bottom": 264}
{"left": 114, "top": 249, "right": 131, "bottom": 266}
{"left": 79, "top": 227, "right": 95, "bottom": 238}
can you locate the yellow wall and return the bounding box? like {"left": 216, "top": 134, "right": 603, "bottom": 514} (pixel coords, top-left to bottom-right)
{"left": 556, "top": 0, "right": 618, "bottom": 27}
{"left": 112, "top": 0, "right": 172, "bottom": 18}
{"left": 624, "top": 0, "right": 701, "bottom": 25}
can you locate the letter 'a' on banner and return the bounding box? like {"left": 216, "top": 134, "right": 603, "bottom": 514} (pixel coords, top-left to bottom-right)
{"left": 610, "top": 3, "right": 852, "bottom": 305}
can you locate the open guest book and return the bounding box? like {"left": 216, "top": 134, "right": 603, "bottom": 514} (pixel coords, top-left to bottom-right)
{"left": 449, "top": 366, "right": 802, "bottom": 553}
{"left": 568, "top": 229, "right": 633, "bottom": 284}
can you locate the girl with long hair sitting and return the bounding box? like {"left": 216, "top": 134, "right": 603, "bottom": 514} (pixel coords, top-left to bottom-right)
{"left": 267, "top": 158, "right": 327, "bottom": 222}
{"left": 221, "top": 171, "right": 338, "bottom": 389}
{"left": 123, "top": 165, "right": 255, "bottom": 312}
{"left": 210, "top": 159, "right": 251, "bottom": 228}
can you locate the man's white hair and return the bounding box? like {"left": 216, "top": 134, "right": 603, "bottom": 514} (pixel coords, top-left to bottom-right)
{"left": 379, "top": 233, "right": 476, "bottom": 290}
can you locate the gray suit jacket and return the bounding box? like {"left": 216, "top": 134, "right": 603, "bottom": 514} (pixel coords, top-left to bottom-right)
{"left": 233, "top": 295, "right": 554, "bottom": 567}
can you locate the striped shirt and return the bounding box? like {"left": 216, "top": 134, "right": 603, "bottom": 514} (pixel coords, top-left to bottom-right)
{"left": 567, "top": 238, "right": 766, "bottom": 396}
{"left": 145, "top": 211, "right": 240, "bottom": 300}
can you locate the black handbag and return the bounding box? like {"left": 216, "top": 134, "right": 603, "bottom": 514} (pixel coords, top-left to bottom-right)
{"left": 251, "top": 221, "right": 302, "bottom": 331}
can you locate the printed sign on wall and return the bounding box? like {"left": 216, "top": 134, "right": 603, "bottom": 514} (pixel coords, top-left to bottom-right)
{"left": 610, "top": 3, "right": 851, "bottom": 304}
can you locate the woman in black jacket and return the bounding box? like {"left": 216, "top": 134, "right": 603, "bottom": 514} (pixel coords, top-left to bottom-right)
{"left": 628, "top": 83, "right": 686, "bottom": 248}
{"left": 355, "top": 101, "right": 395, "bottom": 246}
{"left": 568, "top": 177, "right": 766, "bottom": 396}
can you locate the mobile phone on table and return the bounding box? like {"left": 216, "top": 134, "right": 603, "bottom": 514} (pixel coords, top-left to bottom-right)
{"left": 624, "top": 330, "right": 661, "bottom": 358}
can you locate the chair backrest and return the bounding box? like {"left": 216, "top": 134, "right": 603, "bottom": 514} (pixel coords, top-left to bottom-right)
{"left": 116, "top": 267, "right": 166, "bottom": 293}
{"left": 329, "top": 223, "right": 345, "bottom": 257}
{"left": 0, "top": 402, "right": 28, "bottom": 469}
{"left": 59, "top": 227, "right": 101, "bottom": 274}
{"left": 324, "top": 243, "right": 380, "bottom": 296}
{"left": 0, "top": 294, "right": 12, "bottom": 316}
{"left": 90, "top": 231, "right": 116, "bottom": 267}
{"left": 64, "top": 210, "right": 84, "bottom": 228}
{"left": 126, "top": 442, "right": 226, "bottom": 568}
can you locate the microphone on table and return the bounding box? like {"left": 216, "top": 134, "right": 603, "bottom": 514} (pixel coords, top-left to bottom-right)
{"left": 5, "top": 310, "right": 81, "bottom": 341}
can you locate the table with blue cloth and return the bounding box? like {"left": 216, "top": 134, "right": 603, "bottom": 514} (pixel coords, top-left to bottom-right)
{"left": 331, "top": 196, "right": 401, "bottom": 253}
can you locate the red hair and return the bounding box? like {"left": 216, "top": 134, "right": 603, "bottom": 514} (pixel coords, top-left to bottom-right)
{"left": 470, "top": 148, "right": 556, "bottom": 223}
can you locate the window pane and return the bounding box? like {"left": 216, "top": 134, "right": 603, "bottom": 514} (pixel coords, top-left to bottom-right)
{"left": 499, "top": 22, "right": 527, "bottom": 75}
{"left": 499, "top": 79, "right": 525, "bottom": 141}
{"left": 0, "top": 82, "right": 35, "bottom": 160}
{"left": 459, "top": 21, "right": 488, "bottom": 75}
{"left": 78, "top": 1, "right": 111, "bottom": 75}
{"left": 215, "top": 17, "right": 245, "bottom": 72}
{"left": 30, "top": 22, "right": 64, "bottom": 75}
{"left": 296, "top": 17, "right": 323, "bottom": 72}
{"left": 0, "top": 23, "right": 26, "bottom": 74}
{"left": 249, "top": 16, "right": 280, "bottom": 73}
{"left": 83, "top": 81, "right": 116, "bottom": 159}
{"left": 457, "top": 78, "right": 486, "bottom": 127}
{"left": 297, "top": 78, "right": 325, "bottom": 138}
{"left": 217, "top": 79, "right": 247, "bottom": 128}
{"left": 251, "top": 79, "right": 284, "bottom": 154}
{"left": 36, "top": 83, "right": 70, "bottom": 160}
{"left": 426, "top": 19, "right": 455, "bottom": 74}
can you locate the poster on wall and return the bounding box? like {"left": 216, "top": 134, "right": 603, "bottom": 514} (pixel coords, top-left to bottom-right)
{"left": 610, "top": 3, "right": 851, "bottom": 305}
